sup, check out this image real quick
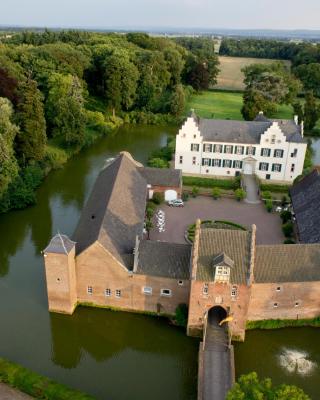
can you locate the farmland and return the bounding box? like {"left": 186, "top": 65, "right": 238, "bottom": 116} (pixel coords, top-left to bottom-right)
{"left": 215, "top": 56, "right": 291, "bottom": 91}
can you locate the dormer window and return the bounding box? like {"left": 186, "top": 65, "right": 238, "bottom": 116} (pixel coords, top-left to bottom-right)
{"left": 212, "top": 252, "right": 234, "bottom": 283}
{"left": 215, "top": 266, "right": 230, "bottom": 282}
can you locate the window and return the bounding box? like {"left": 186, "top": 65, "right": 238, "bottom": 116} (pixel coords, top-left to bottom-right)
{"left": 272, "top": 163, "right": 282, "bottom": 172}
{"left": 235, "top": 146, "right": 244, "bottom": 155}
{"left": 271, "top": 135, "right": 276, "bottom": 144}
{"left": 202, "top": 158, "right": 211, "bottom": 166}
{"left": 213, "top": 144, "right": 222, "bottom": 153}
{"left": 161, "top": 289, "right": 172, "bottom": 297}
{"left": 215, "top": 266, "right": 230, "bottom": 282}
{"left": 56, "top": 278, "right": 61, "bottom": 283}
{"left": 203, "top": 144, "right": 212, "bottom": 153}
{"left": 143, "top": 287, "right": 152, "bottom": 295}
{"left": 273, "top": 303, "right": 278, "bottom": 308}
{"left": 231, "top": 286, "right": 238, "bottom": 298}
{"left": 291, "top": 149, "right": 298, "bottom": 157}
{"left": 233, "top": 160, "right": 243, "bottom": 169}
{"left": 223, "top": 159, "right": 232, "bottom": 168}
{"left": 213, "top": 159, "right": 221, "bottom": 167}
{"left": 291, "top": 164, "right": 295, "bottom": 172}
{"left": 179, "top": 156, "right": 183, "bottom": 164}
{"left": 193, "top": 134, "right": 196, "bottom": 139}
{"left": 295, "top": 302, "right": 300, "bottom": 307}
{"left": 192, "top": 156, "right": 196, "bottom": 165}
{"left": 224, "top": 145, "right": 233, "bottom": 154}
{"left": 203, "top": 283, "right": 209, "bottom": 295}
{"left": 274, "top": 149, "right": 284, "bottom": 158}
{"left": 259, "top": 162, "right": 269, "bottom": 171}
{"left": 115, "top": 289, "right": 121, "bottom": 298}
{"left": 276, "top": 287, "right": 281, "bottom": 292}
{"left": 246, "top": 146, "right": 256, "bottom": 156}
{"left": 105, "top": 288, "right": 111, "bottom": 297}
{"left": 261, "top": 148, "right": 271, "bottom": 157}
{"left": 191, "top": 143, "right": 199, "bottom": 152}
{"left": 87, "top": 286, "right": 93, "bottom": 295}
{"left": 178, "top": 280, "right": 183, "bottom": 286}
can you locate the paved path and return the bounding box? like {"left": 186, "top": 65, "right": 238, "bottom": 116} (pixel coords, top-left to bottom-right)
{"left": 150, "top": 196, "right": 283, "bottom": 245}
{"left": 0, "top": 383, "right": 33, "bottom": 399}
{"left": 202, "top": 313, "right": 233, "bottom": 400}
{"left": 242, "top": 174, "right": 261, "bottom": 204}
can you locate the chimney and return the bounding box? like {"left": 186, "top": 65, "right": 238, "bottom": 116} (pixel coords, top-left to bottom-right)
{"left": 294, "top": 115, "right": 298, "bottom": 125}
{"left": 301, "top": 121, "right": 304, "bottom": 138}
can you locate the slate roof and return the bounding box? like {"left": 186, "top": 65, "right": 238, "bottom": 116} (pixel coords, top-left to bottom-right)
{"left": 290, "top": 168, "right": 320, "bottom": 243}
{"left": 72, "top": 153, "right": 148, "bottom": 267}
{"left": 189, "top": 113, "right": 304, "bottom": 144}
{"left": 44, "top": 234, "right": 76, "bottom": 254}
{"left": 196, "top": 227, "right": 252, "bottom": 283}
{"left": 136, "top": 240, "right": 191, "bottom": 279}
{"left": 255, "top": 244, "right": 320, "bottom": 283}
{"left": 138, "top": 167, "right": 181, "bottom": 187}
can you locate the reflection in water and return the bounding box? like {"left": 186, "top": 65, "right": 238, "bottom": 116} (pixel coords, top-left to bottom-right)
{"left": 311, "top": 138, "right": 320, "bottom": 165}
{"left": 279, "top": 349, "right": 317, "bottom": 376}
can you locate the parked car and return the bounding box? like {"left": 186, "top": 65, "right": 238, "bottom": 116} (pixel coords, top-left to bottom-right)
{"left": 168, "top": 199, "right": 184, "bottom": 207}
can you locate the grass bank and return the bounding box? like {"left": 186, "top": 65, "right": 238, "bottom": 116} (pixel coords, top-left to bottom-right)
{"left": 0, "top": 357, "right": 95, "bottom": 399}
{"left": 246, "top": 317, "right": 320, "bottom": 330}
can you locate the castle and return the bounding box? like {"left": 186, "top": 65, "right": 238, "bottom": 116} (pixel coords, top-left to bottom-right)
{"left": 175, "top": 111, "right": 307, "bottom": 183}
{"left": 43, "top": 151, "right": 320, "bottom": 341}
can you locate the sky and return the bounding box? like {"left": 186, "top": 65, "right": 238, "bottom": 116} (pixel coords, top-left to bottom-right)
{"left": 1, "top": 0, "right": 320, "bottom": 31}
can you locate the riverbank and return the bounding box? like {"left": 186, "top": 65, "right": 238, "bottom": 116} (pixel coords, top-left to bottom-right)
{"left": 0, "top": 357, "right": 95, "bottom": 400}
{"left": 246, "top": 316, "right": 320, "bottom": 330}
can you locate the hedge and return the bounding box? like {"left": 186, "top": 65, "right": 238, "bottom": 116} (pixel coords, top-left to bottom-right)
{"left": 260, "top": 183, "right": 291, "bottom": 193}
{"left": 214, "top": 220, "right": 247, "bottom": 231}
{"left": 0, "top": 357, "right": 96, "bottom": 399}
{"left": 246, "top": 317, "right": 320, "bottom": 330}
{"left": 183, "top": 176, "right": 239, "bottom": 190}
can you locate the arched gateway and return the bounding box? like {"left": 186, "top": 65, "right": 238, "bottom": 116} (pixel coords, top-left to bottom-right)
{"left": 207, "top": 306, "right": 227, "bottom": 328}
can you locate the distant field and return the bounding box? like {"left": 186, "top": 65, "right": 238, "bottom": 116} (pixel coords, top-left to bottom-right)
{"left": 215, "top": 56, "right": 291, "bottom": 91}
{"left": 186, "top": 90, "right": 293, "bottom": 121}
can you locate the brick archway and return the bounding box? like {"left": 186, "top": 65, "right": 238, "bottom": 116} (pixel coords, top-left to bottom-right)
{"left": 208, "top": 306, "right": 227, "bottom": 327}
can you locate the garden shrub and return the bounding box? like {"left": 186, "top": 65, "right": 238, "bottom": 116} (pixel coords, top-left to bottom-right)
{"left": 282, "top": 222, "right": 294, "bottom": 238}
{"left": 175, "top": 304, "right": 188, "bottom": 328}
{"left": 147, "top": 157, "right": 169, "bottom": 168}
{"left": 182, "top": 191, "right": 189, "bottom": 202}
{"left": 265, "top": 199, "right": 273, "bottom": 212}
{"left": 260, "top": 183, "right": 291, "bottom": 193}
{"left": 212, "top": 187, "right": 221, "bottom": 199}
{"left": 152, "top": 192, "right": 164, "bottom": 205}
{"left": 183, "top": 176, "right": 236, "bottom": 189}
{"left": 261, "top": 191, "right": 272, "bottom": 199}
{"left": 191, "top": 186, "right": 199, "bottom": 197}
{"left": 280, "top": 210, "right": 292, "bottom": 223}
{"left": 234, "top": 188, "right": 246, "bottom": 201}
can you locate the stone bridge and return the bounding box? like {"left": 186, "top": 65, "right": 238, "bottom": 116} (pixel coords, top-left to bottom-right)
{"left": 198, "top": 306, "right": 235, "bottom": 400}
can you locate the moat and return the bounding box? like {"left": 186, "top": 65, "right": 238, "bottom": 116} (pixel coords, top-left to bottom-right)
{"left": 0, "top": 125, "right": 319, "bottom": 399}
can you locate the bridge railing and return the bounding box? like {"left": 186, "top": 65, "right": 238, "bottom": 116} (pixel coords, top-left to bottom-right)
{"left": 202, "top": 311, "right": 208, "bottom": 351}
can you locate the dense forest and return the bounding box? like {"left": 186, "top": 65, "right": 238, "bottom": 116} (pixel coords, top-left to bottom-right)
{"left": 0, "top": 30, "right": 220, "bottom": 213}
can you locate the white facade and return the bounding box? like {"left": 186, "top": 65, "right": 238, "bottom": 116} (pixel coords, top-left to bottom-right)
{"left": 175, "top": 115, "right": 307, "bottom": 183}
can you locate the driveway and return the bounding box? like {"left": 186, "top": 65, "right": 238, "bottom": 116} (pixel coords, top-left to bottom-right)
{"left": 150, "top": 196, "right": 284, "bottom": 245}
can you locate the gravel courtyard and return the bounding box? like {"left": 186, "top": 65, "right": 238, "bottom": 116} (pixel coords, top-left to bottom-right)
{"left": 150, "top": 196, "right": 284, "bottom": 245}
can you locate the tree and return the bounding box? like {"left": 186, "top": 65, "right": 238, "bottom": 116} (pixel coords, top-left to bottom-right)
{"left": 169, "top": 84, "right": 185, "bottom": 116}
{"left": 304, "top": 91, "right": 320, "bottom": 131}
{"left": 46, "top": 73, "right": 87, "bottom": 146}
{"left": 227, "top": 372, "right": 310, "bottom": 400}
{"left": 294, "top": 63, "right": 320, "bottom": 97}
{"left": 147, "top": 158, "right": 169, "bottom": 168}
{"left": 0, "top": 98, "right": 19, "bottom": 197}
{"left": 15, "top": 78, "right": 47, "bottom": 164}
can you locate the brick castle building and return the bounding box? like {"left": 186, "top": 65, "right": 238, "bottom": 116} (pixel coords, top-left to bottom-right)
{"left": 43, "top": 152, "right": 320, "bottom": 340}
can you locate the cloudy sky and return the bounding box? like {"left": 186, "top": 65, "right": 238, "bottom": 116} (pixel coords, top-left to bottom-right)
{"left": 1, "top": 0, "right": 319, "bottom": 30}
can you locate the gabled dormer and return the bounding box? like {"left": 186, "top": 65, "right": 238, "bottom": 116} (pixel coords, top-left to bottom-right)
{"left": 260, "top": 121, "right": 287, "bottom": 146}
{"left": 213, "top": 252, "right": 234, "bottom": 283}
{"left": 177, "top": 109, "right": 202, "bottom": 141}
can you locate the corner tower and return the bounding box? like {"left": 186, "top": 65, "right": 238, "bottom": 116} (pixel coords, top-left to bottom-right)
{"left": 43, "top": 234, "right": 77, "bottom": 314}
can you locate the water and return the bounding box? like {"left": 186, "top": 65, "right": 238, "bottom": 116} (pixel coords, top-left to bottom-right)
{"left": 0, "top": 124, "right": 198, "bottom": 400}
{"left": 311, "top": 137, "right": 320, "bottom": 165}
{"left": 234, "top": 328, "right": 320, "bottom": 398}
{"left": 1, "top": 124, "right": 320, "bottom": 399}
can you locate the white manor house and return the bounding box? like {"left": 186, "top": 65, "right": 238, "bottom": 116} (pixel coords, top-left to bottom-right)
{"left": 175, "top": 111, "right": 307, "bottom": 183}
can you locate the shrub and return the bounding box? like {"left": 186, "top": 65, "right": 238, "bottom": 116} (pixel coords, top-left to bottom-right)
{"left": 281, "top": 195, "right": 288, "bottom": 206}
{"left": 44, "top": 145, "right": 68, "bottom": 170}
{"left": 146, "top": 207, "right": 155, "bottom": 219}
{"left": 261, "top": 191, "right": 272, "bottom": 199}
{"left": 175, "top": 304, "right": 188, "bottom": 327}
{"left": 182, "top": 191, "right": 189, "bottom": 202}
{"left": 147, "top": 157, "right": 169, "bottom": 168}
{"left": 233, "top": 175, "right": 241, "bottom": 190}
{"left": 152, "top": 192, "right": 164, "bottom": 205}
{"left": 284, "top": 239, "right": 295, "bottom": 244}
{"left": 182, "top": 176, "right": 236, "bottom": 190}
{"left": 212, "top": 187, "right": 221, "bottom": 200}
{"left": 191, "top": 186, "right": 199, "bottom": 197}
{"left": 280, "top": 210, "right": 292, "bottom": 223}
{"left": 214, "top": 220, "right": 246, "bottom": 230}
{"left": 282, "top": 222, "right": 294, "bottom": 238}
{"left": 265, "top": 199, "right": 273, "bottom": 213}
{"left": 234, "top": 188, "right": 246, "bottom": 201}
{"left": 260, "top": 183, "right": 291, "bottom": 193}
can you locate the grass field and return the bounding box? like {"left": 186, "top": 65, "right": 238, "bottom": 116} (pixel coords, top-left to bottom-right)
{"left": 215, "top": 56, "right": 291, "bottom": 91}
{"left": 186, "top": 90, "right": 293, "bottom": 121}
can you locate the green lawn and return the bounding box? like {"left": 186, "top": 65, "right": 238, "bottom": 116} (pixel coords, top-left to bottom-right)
{"left": 186, "top": 90, "right": 294, "bottom": 121}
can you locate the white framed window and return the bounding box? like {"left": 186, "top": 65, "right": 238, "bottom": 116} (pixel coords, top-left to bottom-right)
{"left": 87, "top": 286, "right": 93, "bottom": 295}
{"left": 105, "top": 288, "right": 111, "bottom": 297}
{"left": 213, "top": 159, "right": 221, "bottom": 167}
{"left": 295, "top": 302, "right": 300, "bottom": 307}
{"left": 191, "top": 143, "right": 199, "bottom": 152}
{"left": 247, "top": 146, "right": 255, "bottom": 156}
{"left": 179, "top": 156, "right": 183, "bottom": 164}
{"left": 143, "top": 286, "right": 152, "bottom": 295}
{"left": 204, "top": 144, "right": 212, "bottom": 153}
{"left": 115, "top": 289, "right": 121, "bottom": 298}
{"left": 271, "top": 135, "right": 276, "bottom": 144}
{"left": 192, "top": 156, "right": 196, "bottom": 165}
{"left": 291, "top": 164, "right": 295, "bottom": 172}
{"left": 215, "top": 267, "right": 230, "bottom": 282}
{"left": 223, "top": 159, "right": 232, "bottom": 168}
{"left": 272, "top": 163, "right": 282, "bottom": 172}
{"left": 225, "top": 145, "right": 233, "bottom": 154}
{"left": 276, "top": 286, "right": 281, "bottom": 292}
{"left": 273, "top": 303, "right": 278, "bottom": 308}
{"left": 203, "top": 283, "right": 209, "bottom": 295}
{"left": 259, "top": 162, "right": 269, "bottom": 171}
{"left": 203, "top": 158, "right": 210, "bottom": 166}
{"left": 274, "top": 149, "right": 284, "bottom": 158}
{"left": 214, "top": 144, "right": 222, "bottom": 153}
{"left": 231, "top": 286, "right": 238, "bottom": 298}
{"left": 291, "top": 149, "right": 298, "bottom": 157}
{"left": 178, "top": 280, "right": 183, "bottom": 286}
{"left": 236, "top": 146, "right": 244, "bottom": 155}
{"left": 193, "top": 134, "right": 196, "bottom": 139}
{"left": 261, "top": 148, "right": 270, "bottom": 157}
{"left": 161, "top": 288, "right": 172, "bottom": 297}
{"left": 233, "top": 160, "right": 242, "bottom": 169}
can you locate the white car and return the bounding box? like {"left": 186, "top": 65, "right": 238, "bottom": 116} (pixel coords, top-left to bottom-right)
{"left": 168, "top": 199, "right": 184, "bottom": 207}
